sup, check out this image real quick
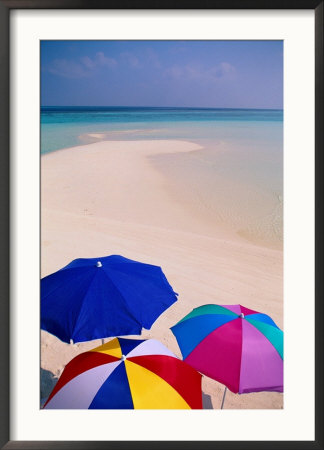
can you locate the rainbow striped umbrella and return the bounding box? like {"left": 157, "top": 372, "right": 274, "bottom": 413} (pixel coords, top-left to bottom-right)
{"left": 171, "top": 304, "right": 283, "bottom": 395}
{"left": 44, "top": 337, "right": 202, "bottom": 409}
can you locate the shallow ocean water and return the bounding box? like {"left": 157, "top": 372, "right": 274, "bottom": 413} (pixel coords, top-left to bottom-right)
{"left": 41, "top": 107, "right": 283, "bottom": 246}
{"left": 41, "top": 106, "right": 282, "bottom": 153}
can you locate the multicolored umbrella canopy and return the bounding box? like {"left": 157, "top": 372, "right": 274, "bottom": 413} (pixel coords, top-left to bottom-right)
{"left": 171, "top": 304, "right": 283, "bottom": 394}
{"left": 41, "top": 255, "right": 178, "bottom": 343}
{"left": 43, "top": 337, "right": 202, "bottom": 409}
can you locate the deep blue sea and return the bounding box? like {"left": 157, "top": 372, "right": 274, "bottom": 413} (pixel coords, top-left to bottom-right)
{"left": 41, "top": 106, "right": 283, "bottom": 154}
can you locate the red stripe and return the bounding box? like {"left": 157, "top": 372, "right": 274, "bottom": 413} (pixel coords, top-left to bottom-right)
{"left": 43, "top": 351, "right": 118, "bottom": 407}
{"left": 128, "top": 355, "right": 202, "bottom": 409}
{"left": 240, "top": 305, "right": 259, "bottom": 316}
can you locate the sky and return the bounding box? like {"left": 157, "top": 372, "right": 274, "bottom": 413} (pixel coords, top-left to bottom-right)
{"left": 41, "top": 40, "right": 283, "bottom": 109}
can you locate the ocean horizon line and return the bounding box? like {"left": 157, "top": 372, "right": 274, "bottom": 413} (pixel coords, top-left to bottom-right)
{"left": 41, "top": 105, "right": 283, "bottom": 112}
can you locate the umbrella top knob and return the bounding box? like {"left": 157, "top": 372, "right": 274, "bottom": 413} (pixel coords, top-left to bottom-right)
{"left": 121, "top": 354, "right": 127, "bottom": 361}
{"left": 96, "top": 261, "right": 102, "bottom": 267}
{"left": 239, "top": 313, "right": 245, "bottom": 319}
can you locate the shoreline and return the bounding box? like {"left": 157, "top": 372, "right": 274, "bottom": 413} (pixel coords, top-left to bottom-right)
{"left": 41, "top": 138, "right": 282, "bottom": 248}
{"left": 41, "top": 138, "right": 283, "bottom": 409}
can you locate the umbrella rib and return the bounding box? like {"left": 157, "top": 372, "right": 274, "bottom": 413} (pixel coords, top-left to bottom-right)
{"left": 177, "top": 315, "right": 237, "bottom": 360}
{"left": 238, "top": 319, "right": 283, "bottom": 393}
{"left": 99, "top": 268, "right": 144, "bottom": 328}
{"left": 70, "top": 269, "right": 101, "bottom": 340}
{"left": 41, "top": 267, "right": 88, "bottom": 301}
{"left": 107, "top": 260, "right": 156, "bottom": 269}
{"left": 244, "top": 319, "right": 283, "bottom": 359}
{"left": 238, "top": 318, "right": 244, "bottom": 393}
{"left": 108, "top": 263, "right": 176, "bottom": 295}
{"left": 124, "top": 358, "right": 191, "bottom": 409}
{"left": 71, "top": 268, "right": 143, "bottom": 340}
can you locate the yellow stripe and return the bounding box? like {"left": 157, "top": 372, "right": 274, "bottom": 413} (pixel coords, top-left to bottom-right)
{"left": 124, "top": 360, "right": 191, "bottom": 409}
{"left": 90, "top": 338, "right": 122, "bottom": 359}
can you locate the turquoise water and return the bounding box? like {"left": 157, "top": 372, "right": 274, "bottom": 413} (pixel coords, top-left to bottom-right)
{"left": 41, "top": 107, "right": 283, "bottom": 246}
{"left": 41, "top": 107, "right": 282, "bottom": 154}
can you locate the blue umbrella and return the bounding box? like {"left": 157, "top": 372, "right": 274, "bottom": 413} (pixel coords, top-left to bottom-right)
{"left": 41, "top": 255, "right": 178, "bottom": 343}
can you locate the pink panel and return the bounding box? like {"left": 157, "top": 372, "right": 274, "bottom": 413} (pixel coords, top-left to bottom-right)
{"left": 240, "top": 305, "right": 259, "bottom": 316}
{"left": 220, "top": 304, "right": 241, "bottom": 315}
{"left": 185, "top": 318, "right": 242, "bottom": 393}
{"left": 239, "top": 320, "right": 283, "bottom": 393}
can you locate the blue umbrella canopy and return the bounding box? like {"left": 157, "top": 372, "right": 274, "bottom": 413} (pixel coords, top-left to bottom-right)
{"left": 41, "top": 255, "right": 178, "bottom": 343}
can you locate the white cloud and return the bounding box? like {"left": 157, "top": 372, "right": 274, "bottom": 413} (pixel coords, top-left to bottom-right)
{"left": 79, "top": 56, "right": 96, "bottom": 70}
{"left": 164, "top": 66, "right": 183, "bottom": 79}
{"left": 146, "top": 48, "right": 161, "bottom": 69}
{"left": 208, "top": 62, "right": 235, "bottom": 80}
{"left": 164, "top": 62, "right": 235, "bottom": 82}
{"left": 95, "top": 52, "right": 117, "bottom": 68}
{"left": 46, "top": 52, "right": 117, "bottom": 78}
{"left": 120, "top": 52, "right": 141, "bottom": 68}
{"left": 80, "top": 52, "right": 117, "bottom": 69}
{"left": 47, "top": 59, "right": 89, "bottom": 79}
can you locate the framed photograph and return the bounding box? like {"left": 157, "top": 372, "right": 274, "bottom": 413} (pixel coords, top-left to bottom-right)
{"left": 1, "top": 2, "right": 323, "bottom": 449}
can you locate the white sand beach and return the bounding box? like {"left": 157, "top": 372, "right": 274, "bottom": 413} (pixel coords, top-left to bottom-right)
{"left": 41, "top": 139, "right": 283, "bottom": 409}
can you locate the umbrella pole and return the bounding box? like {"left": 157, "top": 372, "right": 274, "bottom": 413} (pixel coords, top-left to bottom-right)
{"left": 221, "top": 387, "right": 227, "bottom": 409}
{"left": 101, "top": 338, "right": 105, "bottom": 345}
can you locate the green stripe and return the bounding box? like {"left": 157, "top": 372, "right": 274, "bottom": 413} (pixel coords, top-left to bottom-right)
{"left": 246, "top": 318, "right": 283, "bottom": 359}
{"left": 178, "top": 304, "right": 237, "bottom": 324}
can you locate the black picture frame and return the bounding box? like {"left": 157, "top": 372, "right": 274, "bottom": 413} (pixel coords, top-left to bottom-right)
{"left": 0, "top": 1, "right": 323, "bottom": 449}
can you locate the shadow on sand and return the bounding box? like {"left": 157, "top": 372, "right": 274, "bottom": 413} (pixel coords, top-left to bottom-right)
{"left": 40, "top": 368, "right": 58, "bottom": 407}
{"left": 202, "top": 392, "right": 213, "bottom": 409}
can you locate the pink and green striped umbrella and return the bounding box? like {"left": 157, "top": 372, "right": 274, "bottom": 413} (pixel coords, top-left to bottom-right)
{"left": 171, "top": 304, "right": 283, "bottom": 394}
